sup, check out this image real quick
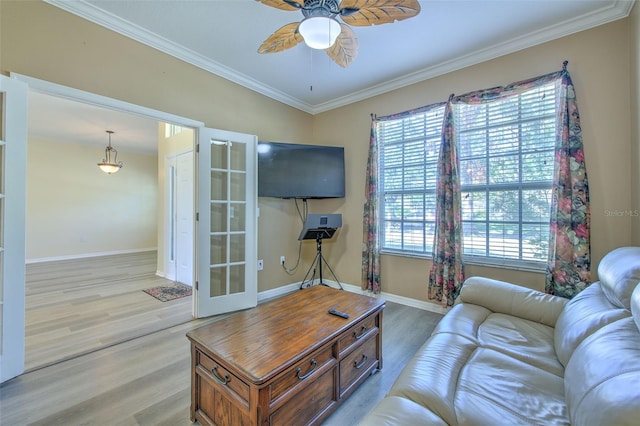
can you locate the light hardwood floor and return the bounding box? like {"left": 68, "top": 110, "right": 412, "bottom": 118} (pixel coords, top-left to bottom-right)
{"left": 3, "top": 256, "right": 443, "bottom": 425}
{"left": 24, "top": 251, "right": 192, "bottom": 371}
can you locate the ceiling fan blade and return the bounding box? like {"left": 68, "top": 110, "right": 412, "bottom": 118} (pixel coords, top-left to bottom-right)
{"left": 258, "top": 22, "right": 304, "bottom": 54}
{"left": 325, "top": 24, "right": 358, "bottom": 68}
{"left": 255, "top": 0, "right": 303, "bottom": 12}
{"left": 338, "top": 0, "right": 421, "bottom": 26}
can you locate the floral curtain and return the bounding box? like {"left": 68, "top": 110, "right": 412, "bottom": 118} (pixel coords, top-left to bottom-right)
{"left": 428, "top": 98, "right": 465, "bottom": 307}
{"left": 363, "top": 105, "right": 442, "bottom": 293}
{"left": 362, "top": 117, "right": 381, "bottom": 293}
{"left": 545, "top": 64, "right": 591, "bottom": 297}
{"left": 364, "top": 62, "right": 590, "bottom": 301}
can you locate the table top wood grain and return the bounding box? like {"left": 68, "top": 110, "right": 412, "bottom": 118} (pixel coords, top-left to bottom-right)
{"left": 187, "top": 286, "right": 385, "bottom": 384}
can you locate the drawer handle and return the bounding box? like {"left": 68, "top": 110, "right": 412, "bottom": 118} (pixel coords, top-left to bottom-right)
{"left": 211, "top": 366, "right": 230, "bottom": 385}
{"left": 296, "top": 359, "right": 317, "bottom": 380}
{"left": 353, "top": 325, "right": 368, "bottom": 340}
{"left": 354, "top": 354, "right": 368, "bottom": 370}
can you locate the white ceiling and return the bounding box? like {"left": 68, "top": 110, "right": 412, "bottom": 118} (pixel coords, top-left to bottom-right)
{"left": 46, "top": 0, "right": 634, "bottom": 114}
{"left": 31, "top": 0, "right": 634, "bottom": 154}
{"left": 28, "top": 91, "right": 160, "bottom": 155}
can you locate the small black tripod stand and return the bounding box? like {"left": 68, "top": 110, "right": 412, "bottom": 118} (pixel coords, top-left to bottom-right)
{"left": 300, "top": 232, "right": 343, "bottom": 290}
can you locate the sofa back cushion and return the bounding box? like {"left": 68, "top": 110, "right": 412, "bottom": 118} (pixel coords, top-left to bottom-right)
{"left": 557, "top": 247, "right": 640, "bottom": 424}
{"left": 555, "top": 246, "right": 640, "bottom": 367}
{"left": 563, "top": 311, "right": 640, "bottom": 425}
{"left": 554, "top": 282, "right": 630, "bottom": 367}
{"left": 633, "top": 278, "right": 640, "bottom": 331}
{"left": 597, "top": 246, "right": 640, "bottom": 309}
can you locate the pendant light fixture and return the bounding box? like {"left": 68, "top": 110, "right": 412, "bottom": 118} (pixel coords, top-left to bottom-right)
{"left": 97, "top": 130, "right": 123, "bottom": 174}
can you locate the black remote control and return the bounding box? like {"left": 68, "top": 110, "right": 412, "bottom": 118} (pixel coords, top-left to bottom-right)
{"left": 328, "top": 308, "right": 349, "bottom": 319}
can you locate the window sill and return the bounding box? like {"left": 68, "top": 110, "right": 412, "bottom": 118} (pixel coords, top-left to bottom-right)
{"left": 380, "top": 250, "right": 546, "bottom": 274}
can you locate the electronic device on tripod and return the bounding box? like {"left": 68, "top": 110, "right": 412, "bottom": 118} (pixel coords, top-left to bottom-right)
{"left": 299, "top": 214, "right": 343, "bottom": 290}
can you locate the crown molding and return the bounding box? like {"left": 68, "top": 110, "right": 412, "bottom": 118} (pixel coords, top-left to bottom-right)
{"left": 310, "top": 0, "right": 636, "bottom": 114}
{"left": 44, "top": 0, "right": 316, "bottom": 114}
{"left": 45, "top": 0, "right": 634, "bottom": 115}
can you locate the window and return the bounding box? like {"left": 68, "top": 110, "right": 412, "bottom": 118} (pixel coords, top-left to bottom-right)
{"left": 379, "top": 105, "right": 445, "bottom": 254}
{"left": 164, "top": 123, "right": 186, "bottom": 138}
{"left": 379, "top": 83, "right": 557, "bottom": 268}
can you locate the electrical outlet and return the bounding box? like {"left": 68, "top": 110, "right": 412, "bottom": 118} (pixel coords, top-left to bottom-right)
{"left": 280, "top": 256, "right": 286, "bottom": 265}
{"left": 257, "top": 259, "right": 264, "bottom": 271}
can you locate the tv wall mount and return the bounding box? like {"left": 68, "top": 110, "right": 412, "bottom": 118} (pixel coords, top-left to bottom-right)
{"left": 299, "top": 214, "right": 343, "bottom": 290}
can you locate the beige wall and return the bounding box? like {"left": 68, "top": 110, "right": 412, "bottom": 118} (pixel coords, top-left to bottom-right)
{"left": 26, "top": 138, "right": 157, "bottom": 260}
{"left": 3, "top": 1, "right": 638, "bottom": 303}
{"left": 313, "top": 18, "right": 635, "bottom": 303}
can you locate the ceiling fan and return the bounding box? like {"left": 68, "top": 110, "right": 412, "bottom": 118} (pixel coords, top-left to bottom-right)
{"left": 256, "top": 0, "right": 421, "bottom": 67}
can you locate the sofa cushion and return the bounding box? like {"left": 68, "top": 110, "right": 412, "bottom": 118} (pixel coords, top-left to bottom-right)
{"left": 454, "top": 348, "right": 568, "bottom": 425}
{"left": 633, "top": 282, "right": 640, "bottom": 331}
{"left": 386, "top": 331, "right": 568, "bottom": 425}
{"left": 386, "top": 333, "right": 477, "bottom": 425}
{"left": 359, "top": 396, "right": 448, "bottom": 426}
{"left": 457, "top": 276, "right": 567, "bottom": 327}
{"left": 597, "top": 246, "right": 640, "bottom": 309}
{"left": 554, "top": 282, "right": 630, "bottom": 367}
{"left": 436, "top": 303, "right": 564, "bottom": 377}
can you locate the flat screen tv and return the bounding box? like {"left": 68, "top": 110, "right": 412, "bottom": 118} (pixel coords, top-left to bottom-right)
{"left": 257, "top": 142, "right": 345, "bottom": 199}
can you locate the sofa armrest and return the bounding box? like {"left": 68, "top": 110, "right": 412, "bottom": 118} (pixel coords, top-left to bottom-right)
{"left": 457, "top": 276, "right": 568, "bottom": 327}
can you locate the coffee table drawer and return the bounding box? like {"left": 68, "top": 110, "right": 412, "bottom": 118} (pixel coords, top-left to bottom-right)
{"left": 268, "top": 344, "right": 336, "bottom": 406}
{"left": 339, "top": 334, "right": 378, "bottom": 396}
{"left": 197, "top": 349, "right": 250, "bottom": 405}
{"left": 269, "top": 365, "right": 337, "bottom": 426}
{"left": 337, "top": 314, "right": 378, "bottom": 357}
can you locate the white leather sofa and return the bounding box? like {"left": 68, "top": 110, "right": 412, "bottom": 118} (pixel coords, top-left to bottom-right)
{"left": 360, "top": 246, "right": 640, "bottom": 425}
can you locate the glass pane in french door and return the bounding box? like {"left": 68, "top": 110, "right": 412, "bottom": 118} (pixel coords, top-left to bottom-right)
{"left": 209, "top": 139, "right": 247, "bottom": 297}
{"left": 210, "top": 266, "right": 226, "bottom": 297}
{"left": 229, "top": 264, "right": 245, "bottom": 294}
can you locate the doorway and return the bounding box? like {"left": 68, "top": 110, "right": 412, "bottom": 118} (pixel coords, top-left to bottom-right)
{"left": 18, "top": 74, "right": 203, "bottom": 371}
{"left": 9, "top": 72, "right": 259, "bottom": 377}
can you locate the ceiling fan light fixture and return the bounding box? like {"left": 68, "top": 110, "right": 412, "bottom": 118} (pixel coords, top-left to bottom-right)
{"left": 299, "top": 16, "right": 341, "bottom": 49}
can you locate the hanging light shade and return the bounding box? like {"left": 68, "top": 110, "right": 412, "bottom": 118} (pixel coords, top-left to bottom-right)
{"left": 97, "top": 130, "right": 123, "bottom": 174}
{"left": 298, "top": 16, "right": 341, "bottom": 49}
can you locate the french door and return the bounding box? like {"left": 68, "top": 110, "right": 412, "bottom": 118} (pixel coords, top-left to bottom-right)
{"left": 195, "top": 127, "right": 257, "bottom": 317}
{"left": 0, "top": 75, "right": 28, "bottom": 383}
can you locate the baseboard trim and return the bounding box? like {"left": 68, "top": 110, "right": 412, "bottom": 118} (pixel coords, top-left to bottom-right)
{"left": 25, "top": 253, "right": 449, "bottom": 314}
{"left": 258, "top": 280, "right": 448, "bottom": 315}
{"left": 26, "top": 248, "right": 157, "bottom": 264}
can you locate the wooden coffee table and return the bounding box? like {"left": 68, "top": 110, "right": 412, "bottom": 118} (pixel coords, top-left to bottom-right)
{"left": 186, "top": 285, "right": 385, "bottom": 426}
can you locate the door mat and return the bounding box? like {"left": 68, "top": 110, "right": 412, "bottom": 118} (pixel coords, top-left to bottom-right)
{"left": 143, "top": 283, "right": 192, "bottom": 302}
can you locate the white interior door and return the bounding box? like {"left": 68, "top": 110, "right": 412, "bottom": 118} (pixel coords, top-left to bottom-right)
{"left": 196, "top": 127, "right": 257, "bottom": 318}
{"left": 0, "top": 75, "right": 28, "bottom": 383}
{"left": 176, "top": 151, "right": 194, "bottom": 286}
{"left": 164, "top": 157, "right": 177, "bottom": 281}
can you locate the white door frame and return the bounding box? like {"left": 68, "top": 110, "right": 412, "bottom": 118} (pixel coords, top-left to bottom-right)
{"left": 0, "top": 75, "right": 28, "bottom": 383}
{"left": 9, "top": 74, "right": 205, "bottom": 361}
